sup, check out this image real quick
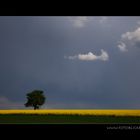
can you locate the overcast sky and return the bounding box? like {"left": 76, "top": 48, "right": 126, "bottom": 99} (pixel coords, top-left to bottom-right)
{"left": 0, "top": 16, "right": 140, "bottom": 109}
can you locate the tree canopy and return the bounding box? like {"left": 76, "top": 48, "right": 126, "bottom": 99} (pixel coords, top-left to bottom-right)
{"left": 25, "top": 90, "right": 46, "bottom": 110}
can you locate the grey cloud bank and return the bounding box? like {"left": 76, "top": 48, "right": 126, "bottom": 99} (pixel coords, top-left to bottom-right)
{"left": 0, "top": 16, "right": 140, "bottom": 109}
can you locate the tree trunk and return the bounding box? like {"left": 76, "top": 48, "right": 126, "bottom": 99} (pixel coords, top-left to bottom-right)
{"left": 33, "top": 105, "right": 37, "bottom": 110}
{"left": 33, "top": 105, "right": 39, "bottom": 110}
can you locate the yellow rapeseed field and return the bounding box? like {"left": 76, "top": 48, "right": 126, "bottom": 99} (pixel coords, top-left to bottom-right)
{"left": 0, "top": 110, "right": 140, "bottom": 116}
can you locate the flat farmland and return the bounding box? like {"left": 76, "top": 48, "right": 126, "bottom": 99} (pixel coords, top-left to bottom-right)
{"left": 0, "top": 110, "right": 140, "bottom": 124}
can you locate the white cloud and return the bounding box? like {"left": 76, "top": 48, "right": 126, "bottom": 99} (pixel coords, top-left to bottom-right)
{"left": 122, "top": 27, "right": 140, "bottom": 41}
{"left": 69, "top": 16, "right": 89, "bottom": 28}
{"left": 99, "top": 16, "right": 108, "bottom": 24}
{"left": 117, "top": 42, "right": 128, "bottom": 52}
{"left": 69, "top": 16, "right": 110, "bottom": 28}
{"left": 118, "top": 27, "right": 140, "bottom": 52}
{"left": 65, "top": 49, "right": 109, "bottom": 61}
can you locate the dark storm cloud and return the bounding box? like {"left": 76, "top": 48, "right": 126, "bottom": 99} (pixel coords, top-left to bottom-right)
{"left": 0, "top": 16, "right": 140, "bottom": 109}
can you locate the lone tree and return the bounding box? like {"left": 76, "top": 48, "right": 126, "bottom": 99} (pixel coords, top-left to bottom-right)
{"left": 25, "top": 90, "right": 46, "bottom": 110}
